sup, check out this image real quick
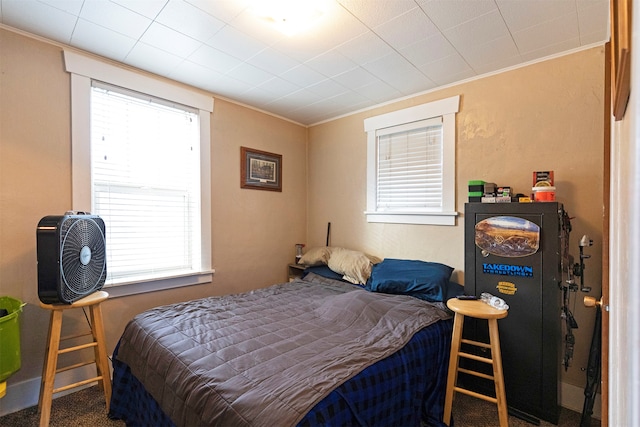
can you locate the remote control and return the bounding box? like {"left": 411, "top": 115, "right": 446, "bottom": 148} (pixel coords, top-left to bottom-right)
{"left": 456, "top": 295, "right": 479, "bottom": 300}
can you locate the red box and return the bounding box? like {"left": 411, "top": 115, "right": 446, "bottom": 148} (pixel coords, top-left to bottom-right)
{"left": 533, "top": 171, "right": 554, "bottom": 187}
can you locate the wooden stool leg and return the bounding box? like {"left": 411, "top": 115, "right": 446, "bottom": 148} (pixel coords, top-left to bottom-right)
{"left": 39, "top": 309, "right": 63, "bottom": 427}
{"left": 443, "top": 312, "right": 464, "bottom": 425}
{"left": 488, "top": 318, "right": 508, "bottom": 427}
{"left": 89, "top": 303, "right": 112, "bottom": 411}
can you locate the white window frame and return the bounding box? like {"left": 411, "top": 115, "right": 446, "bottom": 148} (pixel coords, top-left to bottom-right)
{"left": 364, "top": 95, "right": 460, "bottom": 226}
{"left": 65, "top": 50, "right": 214, "bottom": 297}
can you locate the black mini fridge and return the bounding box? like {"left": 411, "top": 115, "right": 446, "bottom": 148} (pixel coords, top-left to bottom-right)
{"left": 464, "top": 202, "right": 567, "bottom": 424}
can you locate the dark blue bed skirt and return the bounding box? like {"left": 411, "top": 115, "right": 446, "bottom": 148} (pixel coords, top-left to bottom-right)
{"left": 109, "top": 318, "right": 452, "bottom": 427}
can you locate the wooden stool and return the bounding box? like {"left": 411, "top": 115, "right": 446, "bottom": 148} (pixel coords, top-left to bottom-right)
{"left": 443, "top": 298, "right": 508, "bottom": 427}
{"left": 38, "top": 291, "right": 111, "bottom": 427}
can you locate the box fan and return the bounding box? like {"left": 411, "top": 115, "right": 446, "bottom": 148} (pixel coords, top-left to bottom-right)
{"left": 37, "top": 212, "right": 107, "bottom": 304}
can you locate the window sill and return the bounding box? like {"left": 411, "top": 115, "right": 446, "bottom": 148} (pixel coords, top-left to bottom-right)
{"left": 364, "top": 211, "right": 458, "bottom": 226}
{"left": 104, "top": 270, "right": 214, "bottom": 298}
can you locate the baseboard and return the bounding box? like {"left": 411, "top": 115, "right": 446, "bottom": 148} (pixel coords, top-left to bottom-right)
{"left": 561, "top": 381, "right": 601, "bottom": 420}
{"left": 0, "top": 364, "right": 99, "bottom": 417}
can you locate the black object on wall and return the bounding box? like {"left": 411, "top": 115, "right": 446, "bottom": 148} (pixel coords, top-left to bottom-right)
{"left": 463, "top": 202, "right": 566, "bottom": 424}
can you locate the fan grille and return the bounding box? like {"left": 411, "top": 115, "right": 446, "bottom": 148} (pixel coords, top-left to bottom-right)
{"left": 60, "top": 217, "right": 107, "bottom": 301}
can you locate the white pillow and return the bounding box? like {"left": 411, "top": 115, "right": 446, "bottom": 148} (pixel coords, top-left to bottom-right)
{"left": 297, "top": 246, "right": 333, "bottom": 266}
{"left": 327, "top": 248, "right": 374, "bottom": 285}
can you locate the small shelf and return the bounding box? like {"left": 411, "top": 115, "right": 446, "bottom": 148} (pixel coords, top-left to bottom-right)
{"left": 288, "top": 263, "right": 305, "bottom": 281}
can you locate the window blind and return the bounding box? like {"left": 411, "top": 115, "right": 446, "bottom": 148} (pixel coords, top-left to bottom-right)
{"left": 90, "top": 82, "right": 201, "bottom": 284}
{"left": 376, "top": 118, "right": 443, "bottom": 212}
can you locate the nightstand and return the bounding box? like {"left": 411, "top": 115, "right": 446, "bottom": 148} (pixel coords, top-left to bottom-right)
{"left": 288, "top": 263, "right": 305, "bottom": 281}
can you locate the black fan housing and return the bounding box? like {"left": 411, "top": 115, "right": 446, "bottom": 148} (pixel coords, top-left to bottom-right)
{"left": 37, "top": 213, "right": 107, "bottom": 304}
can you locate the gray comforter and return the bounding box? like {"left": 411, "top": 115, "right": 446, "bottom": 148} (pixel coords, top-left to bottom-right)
{"left": 116, "top": 273, "right": 451, "bottom": 426}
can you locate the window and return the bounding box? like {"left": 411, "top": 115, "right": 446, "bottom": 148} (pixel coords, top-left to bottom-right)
{"left": 364, "top": 96, "right": 459, "bottom": 225}
{"left": 65, "top": 51, "right": 213, "bottom": 296}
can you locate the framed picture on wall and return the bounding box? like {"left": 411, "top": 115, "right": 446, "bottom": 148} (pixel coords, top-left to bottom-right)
{"left": 611, "top": 0, "right": 631, "bottom": 121}
{"left": 241, "top": 146, "right": 282, "bottom": 192}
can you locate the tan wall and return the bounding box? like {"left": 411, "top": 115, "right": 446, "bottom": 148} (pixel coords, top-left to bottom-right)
{"left": 307, "top": 46, "right": 605, "bottom": 389}
{"left": 0, "top": 25, "right": 605, "bottom": 408}
{"left": 0, "top": 29, "right": 307, "bottom": 398}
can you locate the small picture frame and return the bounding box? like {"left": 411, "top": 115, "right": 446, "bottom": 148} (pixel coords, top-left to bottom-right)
{"left": 241, "top": 147, "right": 282, "bottom": 192}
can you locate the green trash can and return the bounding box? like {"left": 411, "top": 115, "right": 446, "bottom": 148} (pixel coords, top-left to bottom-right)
{"left": 0, "top": 296, "right": 25, "bottom": 398}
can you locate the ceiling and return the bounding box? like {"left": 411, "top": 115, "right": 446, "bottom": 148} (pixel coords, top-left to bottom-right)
{"left": 1, "top": 0, "right": 609, "bottom": 125}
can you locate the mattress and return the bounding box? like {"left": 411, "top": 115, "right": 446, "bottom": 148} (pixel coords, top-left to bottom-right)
{"left": 109, "top": 273, "right": 453, "bottom": 426}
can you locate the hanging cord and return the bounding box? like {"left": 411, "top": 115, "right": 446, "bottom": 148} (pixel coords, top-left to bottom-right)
{"left": 81, "top": 307, "right": 113, "bottom": 363}
{"left": 81, "top": 307, "right": 91, "bottom": 329}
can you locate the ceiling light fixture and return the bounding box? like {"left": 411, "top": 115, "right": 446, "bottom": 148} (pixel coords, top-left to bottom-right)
{"left": 252, "top": 0, "right": 326, "bottom": 36}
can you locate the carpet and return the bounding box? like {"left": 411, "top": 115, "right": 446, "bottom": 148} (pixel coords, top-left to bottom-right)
{"left": 0, "top": 385, "right": 600, "bottom": 426}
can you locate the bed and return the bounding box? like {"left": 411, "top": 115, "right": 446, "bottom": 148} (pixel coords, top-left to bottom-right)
{"left": 108, "top": 251, "right": 460, "bottom": 427}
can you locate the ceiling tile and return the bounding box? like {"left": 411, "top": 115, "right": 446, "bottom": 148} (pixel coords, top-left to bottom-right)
{"left": 125, "top": 41, "right": 184, "bottom": 75}
{"left": 289, "top": 103, "right": 333, "bottom": 122}
{"left": 496, "top": 0, "right": 575, "bottom": 33}
{"left": 362, "top": 51, "right": 419, "bottom": 83}
{"left": 140, "top": 22, "right": 202, "bottom": 58}
{"left": 226, "top": 62, "right": 275, "bottom": 87}
{"left": 578, "top": 1, "right": 610, "bottom": 42}
{"left": 207, "top": 74, "right": 254, "bottom": 98}
{"left": 187, "top": 44, "right": 242, "bottom": 74}
{"left": 205, "top": 24, "right": 269, "bottom": 61}
{"left": 169, "top": 59, "right": 226, "bottom": 91}
{"left": 39, "top": 0, "right": 84, "bottom": 15}
{"left": 458, "top": 34, "right": 520, "bottom": 69}
{"left": 332, "top": 67, "right": 380, "bottom": 90}
{"left": 305, "top": 78, "right": 349, "bottom": 98}
{"left": 256, "top": 76, "right": 301, "bottom": 97}
{"left": 270, "top": 37, "right": 330, "bottom": 63}
{"left": 417, "top": 0, "right": 498, "bottom": 30}
{"left": 279, "top": 64, "right": 326, "bottom": 88}
{"left": 354, "top": 80, "right": 403, "bottom": 103}
{"left": 399, "top": 32, "right": 458, "bottom": 67}
{"left": 513, "top": 12, "right": 580, "bottom": 54}
{"left": 305, "top": 49, "right": 358, "bottom": 78}
{"left": 372, "top": 7, "right": 438, "bottom": 50}
{"left": 520, "top": 37, "right": 581, "bottom": 63}
{"left": 237, "top": 86, "right": 282, "bottom": 106}
{"left": 419, "top": 53, "right": 474, "bottom": 85}
{"left": 155, "top": 0, "right": 225, "bottom": 42}
{"left": 471, "top": 51, "right": 523, "bottom": 76}
{"left": 185, "top": 0, "right": 249, "bottom": 22}
{"left": 2, "top": 0, "right": 77, "bottom": 44}
{"left": 298, "top": 1, "right": 370, "bottom": 49}
{"left": 434, "top": 67, "right": 476, "bottom": 87}
{"left": 225, "top": 7, "right": 286, "bottom": 47}
{"left": 580, "top": 28, "right": 609, "bottom": 46}
{"left": 335, "top": 31, "right": 394, "bottom": 65}
{"left": 310, "top": 93, "right": 370, "bottom": 120}
{"left": 338, "top": 0, "right": 418, "bottom": 28}
{"left": 444, "top": 9, "right": 511, "bottom": 50}
{"left": 267, "top": 89, "right": 323, "bottom": 110}
{"left": 246, "top": 47, "right": 299, "bottom": 76}
{"left": 80, "top": 0, "right": 152, "bottom": 40}
{"left": 71, "top": 19, "right": 137, "bottom": 62}
{"left": 111, "top": 0, "right": 168, "bottom": 20}
{"left": 394, "top": 73, "right": 437, "bottom": 96}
